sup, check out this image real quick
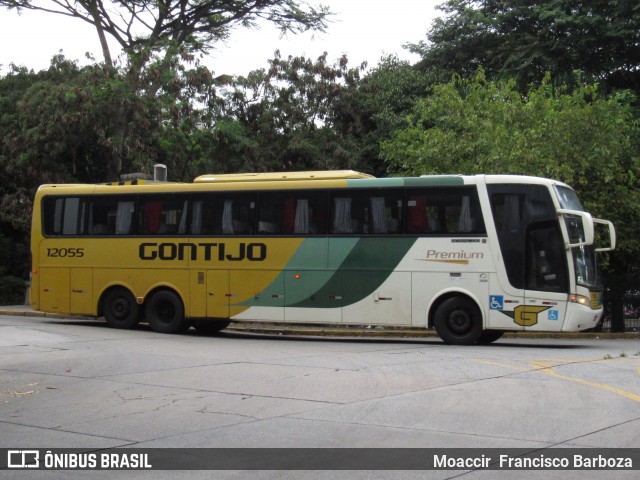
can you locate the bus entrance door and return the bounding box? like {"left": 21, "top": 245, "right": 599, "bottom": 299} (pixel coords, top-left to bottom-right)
{"left": 522, "top": 221, "right": 569, "bottom": 332}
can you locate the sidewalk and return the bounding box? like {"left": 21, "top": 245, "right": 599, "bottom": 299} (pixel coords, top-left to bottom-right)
{"left": 1, "top": 305, "right": 638, "bottom": 339}
{"left": 0, "top": 304, "right": 44, "bottom": 316}
{"left": 0, "top": 304, "right": 91, "bottom": 319}
{"left": 0, "top": 304, "right": 435, "bottom": 337}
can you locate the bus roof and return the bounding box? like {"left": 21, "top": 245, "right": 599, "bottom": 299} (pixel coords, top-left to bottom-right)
{"left": 35, "top": 172, "right": 571, "bottom": 195}
{"left": 193, "top": 170, "right": 374, "bottom": 183}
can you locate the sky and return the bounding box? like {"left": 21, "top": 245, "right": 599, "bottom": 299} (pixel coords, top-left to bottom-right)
{"left": 0, "top": 1, "right": 441, "bottom": 76}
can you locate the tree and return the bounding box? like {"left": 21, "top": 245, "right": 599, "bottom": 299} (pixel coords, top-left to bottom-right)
{"left": 382, "top": 71, "right": 640, "bottom": 330}
{"left": 2, "top": 1, "right": 330, "bottom": 68}
{"left": 1, "top": 0, "right": 331, "bottom": 179}
{"left": 211, "top": 51, "right": 367, "bottom": 172}
{"left": 410, "top": 0, "right": 640, "bottom": 93}
{"left": 211, "top": 54, "right": 433, "bottom": 177}
{"left": 0, "top": 54, "right": 219, "bottom": 233}
{"left": 331, "top": 55, "right": 433, "bottom": 176}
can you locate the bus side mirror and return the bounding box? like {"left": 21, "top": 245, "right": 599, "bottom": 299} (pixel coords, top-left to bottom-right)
{"left": 557, "top": 209, "right": 594, "bottom": 248}
{"left": 593, "top": 218, "right": 616, "bottom": 252}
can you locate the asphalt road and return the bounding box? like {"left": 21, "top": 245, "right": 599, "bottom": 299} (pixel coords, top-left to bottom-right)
{"left": 1, "top": 313, "right": 639, "bottom": 479}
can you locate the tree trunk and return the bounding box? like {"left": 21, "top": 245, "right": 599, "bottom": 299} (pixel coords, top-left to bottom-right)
{"left": 86, "top": 0, "right": 113, "bottom": 67}
{"left": 106, "top": 103, "right": 127, "bottom": 181}
{"left": 606, "top": 257, "right": 626, "bottom": 333}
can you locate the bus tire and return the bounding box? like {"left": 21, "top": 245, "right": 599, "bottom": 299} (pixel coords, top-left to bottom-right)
{"left": 434, "top": 296, "right": 483, "bottom": 345}
{"left": 476, "top": 330, "right": 504, "bottom": 344}
{"left": 103, "top": 288, "right": 141, "bottom": 329}
{"left": 194, "top": 319, "right": 231, "bottom": 335}
{"left": 146, "top": 290, "right": 190, "bottom": 334}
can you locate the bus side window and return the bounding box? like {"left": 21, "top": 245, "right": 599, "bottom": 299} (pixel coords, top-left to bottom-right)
{"left": 299, "top": 192, "right": 328, "bottom": 234}
{"left": 309, "top": 195, "right": 327, "bottom": 234}
{"left": 89, "top": 201, "right": 112, "bottom": 235}
{"left": 191, "top": 194, "right": 255, "bottom": 236}
{"left": 257, "top": 192, "right": 327, "bottom": 235}
{"left": 87, "top": 196, "right": 136, "bottom": 236}
{"left": 115, "top": 201, "right": 135, "bottom": 235}
{"left": 221, "top": 196, "right": 255, "bottom": 235}
{"left": 406, "top": 187, "right": 485, "bottom": 235}
{"left": 191, "top": 196, "right": 223, "bottom": 235}
{"left": 331, "top": 190, "right": 402, "bottom": 235}
{"left": 285, "top": 198, "right": 311, "bottom": 234}
{"left": 332, "top": 197, "right": 354, "bottom": 234}
{"left": 257, "top": 194, "right": 283, "bottom": 235}
{"left": 138, "top": 196, "right": 187, "bottom": 235}
{"left": 370, "top": 193, "right": 403, "bottom": 234}
{"left": 43, "top": 197, "right": 86, "bottom": 236}
{"left": 407, "top": 195, "right": 429, "bottom": 234}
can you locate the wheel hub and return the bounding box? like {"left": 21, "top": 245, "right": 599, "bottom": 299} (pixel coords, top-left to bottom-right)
{"left": 449, "top": 309, "right": 471, "bottom": 334}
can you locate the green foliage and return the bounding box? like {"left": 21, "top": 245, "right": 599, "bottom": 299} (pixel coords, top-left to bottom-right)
{"left": 0, "top": 276, "right": 25, "bottom": 306}
{"left": 382, "top": 71, "right": 640, "bottom": 303}
{"left": 0, "top": 1, "right": 332, "bottom": 180}
{"left": 213, "top": 51, "right": 368, "bottom": 172}
{"left": 0, "top": 230, "right": 28, "bottom": 305}
{"left": 411, "top": 0, "right": 640, "bottom": 93}
{"left": 332, "top": 55, "right": 432, "bottom": 176}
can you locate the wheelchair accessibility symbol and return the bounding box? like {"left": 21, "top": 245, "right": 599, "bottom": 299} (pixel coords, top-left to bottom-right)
{"left": 548, "top": 310, "right": 559, "bottom": 320}
{"left": 489, "top": 295, "right": 504, "bottom": 310}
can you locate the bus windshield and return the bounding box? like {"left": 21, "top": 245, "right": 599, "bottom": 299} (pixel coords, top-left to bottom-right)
{"left": 555, "top": 185, "right": 584, "bottom": 211}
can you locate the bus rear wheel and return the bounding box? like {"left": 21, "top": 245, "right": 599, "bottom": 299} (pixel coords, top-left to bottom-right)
{"left": 146, "top": 290, "right": 190, "bottom": 334}
{"left": 434, "top": 296, "right": 483, "bottom": 345}
{"left": 103, "top": 288, "right": 141, "bottom": 329}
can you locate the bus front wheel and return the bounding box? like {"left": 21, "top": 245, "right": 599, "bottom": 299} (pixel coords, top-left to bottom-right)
{"left": 434, "top": 296, "right": 483, "bottom": 345}
{"left": 103, "top": 288, "right": 141, "bottom": 329}
{"left": 146, "top": 290, "right": 190, "bottom": 334}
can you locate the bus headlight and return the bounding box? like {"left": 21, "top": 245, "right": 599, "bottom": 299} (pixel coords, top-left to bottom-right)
{"left": 570, "top": 294, "right": 591, "bottom": 307}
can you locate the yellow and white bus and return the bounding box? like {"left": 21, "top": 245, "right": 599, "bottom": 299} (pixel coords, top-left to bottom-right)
{"left": 30, "top": 171, "right": 615, "bottom": 345}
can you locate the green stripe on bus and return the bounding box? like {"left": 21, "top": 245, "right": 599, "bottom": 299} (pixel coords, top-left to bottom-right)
{"left": 345, "top": 176, "right": 465, "bottom": 188}
{"left": 289, "top": 237, "right": 416, "bottom": 308}
{"left": 234, "top": 238, "right": 360, "bottom": 307}
{"left": 346, "top": 178, "right": 405, "bottom": 188}
{"left": 403, "top": 176, "right": 465, "bottom": 187}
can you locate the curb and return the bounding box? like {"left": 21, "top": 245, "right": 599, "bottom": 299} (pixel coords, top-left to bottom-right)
{"left": 1, "top": 307, "right": 637, "bottom": 339}
{"left": 0, "top": 308, "right": 93, "bottom": 321}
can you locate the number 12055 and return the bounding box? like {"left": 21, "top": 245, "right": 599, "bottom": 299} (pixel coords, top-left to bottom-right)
{"left": 46, "top": 248, "right": 85, "bottom": 258}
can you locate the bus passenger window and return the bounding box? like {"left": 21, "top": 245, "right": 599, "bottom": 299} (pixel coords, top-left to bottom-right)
{"left": 331, "top": 190, "right": 402, "bottom": 235}
{"left": 227, "top": 197, "right": 255, "bottom": 235}
{"left": 258, "top": 198, "right": 282, "bottom": 234}
{"left": 89, "top": 204, "right": 112, "bottom": 235}
{"left": 332, "top": 197, "right": 353, "bottom": 234}
{"left": 406, "top": 187, "right": 485, "bottom": 235}
{"left": 190, "top": 196, "right": 224, "bottom": 235}
{"left": 332, "top": 196, "right": 366, "bottom": 233}
{"left": 407, "top": 196, "right": 429, "bottom": 234}
{"left": 283, "top": 198, "right": 320, "bottom": 234}
{"left": 299, "top": 193, "right": 328, "bottom": 234}
{"left": 257, "top": 192, "right": 327, "bottom": 235}
{"left": 116, "top": 201, "right": 135, "bottom": 235}
{"left": 190, "top": 195, "right": 255, "bottom": 235}
{"left": 43, "top": 197, "right": 86, "bottom": 236}
{"left": 138, "top": 196, "right": 187, "bottom": 235}
{"left": 309, "top": 197, "right": 327, "bottom": 234}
